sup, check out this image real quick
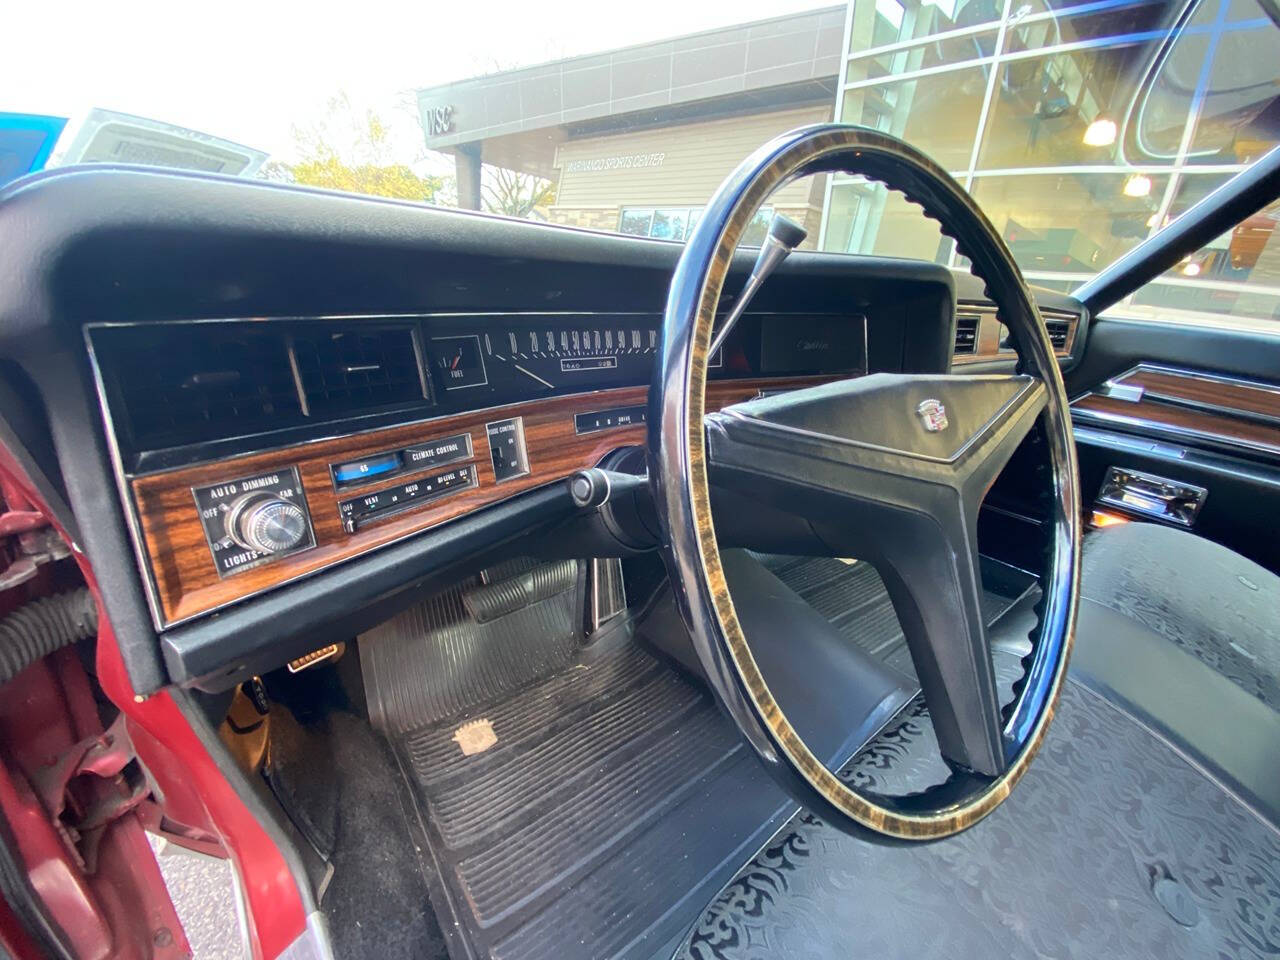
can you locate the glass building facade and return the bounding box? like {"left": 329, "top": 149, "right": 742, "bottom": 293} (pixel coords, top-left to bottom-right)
{"left": 820, "top": 0, "right": 1280, "bottom": 321}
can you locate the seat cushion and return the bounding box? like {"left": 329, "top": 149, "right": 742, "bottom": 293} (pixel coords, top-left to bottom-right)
{"left": 1082, "top": 522, "right": 1280, "bottom": 710}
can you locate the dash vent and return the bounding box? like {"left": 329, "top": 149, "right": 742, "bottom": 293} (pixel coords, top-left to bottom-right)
{"left": 95, "top": 325, "right": 301, "bottom": 450}
{"left": 1045, "top": 319, "right": 1072, "bottom": 351}
{"left": 953, "top": 314, "right": 980, "bottom": 354}
{"left": 290, "top": 326, "right": 428, "bottom": 418}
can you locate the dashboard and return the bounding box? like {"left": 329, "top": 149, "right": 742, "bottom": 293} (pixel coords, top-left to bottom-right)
{"left": 88, "top": 311, "right": 869, "bottom": 628}
{"left": 0, "top": 165, "right": 1083, "bottom": 693}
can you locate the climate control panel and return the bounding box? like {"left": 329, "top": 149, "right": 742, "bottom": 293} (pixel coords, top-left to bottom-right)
{"left": 193, "top": 467, "right": 316, "bottom": 577}
{"left": 338, "top": 464, "right": 478, "bottom": 532}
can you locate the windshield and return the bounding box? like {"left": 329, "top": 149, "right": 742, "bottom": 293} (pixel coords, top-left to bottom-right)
{"left": 4, "top": 0, "right": 1278, "bottom": 322}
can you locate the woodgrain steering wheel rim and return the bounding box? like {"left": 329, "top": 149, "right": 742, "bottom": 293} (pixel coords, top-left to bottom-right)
{"left": 648, "top": 124, "right": 1081, "bottom": 840}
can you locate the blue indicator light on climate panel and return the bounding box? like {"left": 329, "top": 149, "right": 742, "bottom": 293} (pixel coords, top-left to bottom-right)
{"left": 332, "top": 452, "right": 402, "bottom": 486}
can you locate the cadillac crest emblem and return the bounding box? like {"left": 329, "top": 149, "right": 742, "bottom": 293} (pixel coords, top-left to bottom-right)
{"left": 916, "top": 398, "right": 948, "bottom": 432}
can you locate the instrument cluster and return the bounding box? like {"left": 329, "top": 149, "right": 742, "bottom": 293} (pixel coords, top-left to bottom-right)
{"left": 90, "top": 311, "right": 866, "bottom": 473}
{"left": 422, "top": 311, "right": 865, "bottom": 411}
{"left": 428, "top": 317, "right": 670, "bottom": 402}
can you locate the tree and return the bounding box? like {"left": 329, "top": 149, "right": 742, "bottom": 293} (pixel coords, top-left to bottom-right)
{"left": 277, "top": 93, "right": 447, "bottom": 204}
{"left": 482, "top": 165, "right": 556, "bottom": 218}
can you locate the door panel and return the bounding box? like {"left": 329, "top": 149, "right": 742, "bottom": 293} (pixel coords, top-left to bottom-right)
{"left": 1065, "top": 316, "right": 1280, "bottom": 394}
{"left": 1065, "top": 316, "right": 1280, "bottom": 573}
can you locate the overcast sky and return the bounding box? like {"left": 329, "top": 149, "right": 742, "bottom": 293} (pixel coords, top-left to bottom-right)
{"left": 5, "top": 0, "right": 836, "bottom": 166}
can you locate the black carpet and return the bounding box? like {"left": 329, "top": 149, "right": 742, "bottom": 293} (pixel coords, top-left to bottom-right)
{"left": 265, "top": 666, "right": 448, "bottom": 960}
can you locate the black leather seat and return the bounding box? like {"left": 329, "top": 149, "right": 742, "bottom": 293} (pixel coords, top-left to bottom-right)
{"left": 1073, "top": 521, "right": 1280, "bottom": 823}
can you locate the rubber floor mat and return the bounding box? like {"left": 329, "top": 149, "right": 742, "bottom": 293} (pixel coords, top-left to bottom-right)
{"left": 386, "top": 632, "right": 800, "bottom": 960}
{"left": 366, "top": 556, "right": 1034, "bottom": 960}
{"left": 359, "top": 560, "right": 582, "bottom": 734}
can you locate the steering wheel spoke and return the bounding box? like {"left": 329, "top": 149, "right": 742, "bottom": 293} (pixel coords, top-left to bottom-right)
{"left": 877, "top": 494, "right": 1005, "bottom": 777}
{"left": 706, "top": 372, "right": 1046, "bottom": 528}
{"left": 705, "top": 372, "right": 1045, "bottom": 776}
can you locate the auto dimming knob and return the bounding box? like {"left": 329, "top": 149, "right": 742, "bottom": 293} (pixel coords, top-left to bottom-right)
{"left": 225, "top": 493, "right": 308, "bottom": 554}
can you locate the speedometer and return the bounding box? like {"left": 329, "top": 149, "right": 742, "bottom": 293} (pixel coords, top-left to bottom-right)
{"left": 481, "top": 321, "right": 659, "bottom": 390}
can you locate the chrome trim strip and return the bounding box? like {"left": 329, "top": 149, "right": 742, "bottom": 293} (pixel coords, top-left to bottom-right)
{"left": 1072, "top": 424, "right": 1167, "bottom": 456}
{"left": 83, "top": 310, "right": 662, "bottom": 329}
{"left": 227, "top": 849, "right": 253, "bottom": 958}
{"left": 1109, "top": 361, "right": 1280, "bottom": 400}
{"left": 589, "top": 557, "right": 627, "bottom": 633}
{"left": 83, "top": 307, "right": 860, "bottom": 333}
{"left": 89, "top": 308, "right": 856, "bottom": 478}
{"left": 1144, "top": 390, "right": 1280, "bottom": 428}
{"left": 286, "top": 338, "right": 311, "bottom": 417}
{"left": 1073, "top": 360, "right": 1280, "bottom": 409}
{"left": 277, "top": 911, "right": 335, "bottom": 960}
{"left": 410, "top": 327, "right": 433, "bottom": 402}
{"left": 129, "top": 386, "right": 634, "bottom": 481}
{"left": 82, "top": 326, "right": 171, "bottom": 630}
{"left": 1070, "top": 404, "right": 1280, "bottom": 459}
{"left": 979, "top": 501, "right": 1045, "bottom": 529}
{"left": 1089, "top": 360, "right": 1280, "bottom": 427}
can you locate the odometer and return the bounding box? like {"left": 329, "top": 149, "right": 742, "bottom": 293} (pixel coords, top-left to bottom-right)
{"left": 560, "top": 356, "right": 618, "bottom": 372}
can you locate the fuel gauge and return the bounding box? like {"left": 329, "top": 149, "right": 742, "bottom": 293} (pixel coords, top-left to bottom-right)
{"left": 433, "top": 335, "right": 488, "bottom": 390}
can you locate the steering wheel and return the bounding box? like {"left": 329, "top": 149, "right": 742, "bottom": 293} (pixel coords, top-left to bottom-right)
{"left": 648, "top": 125, "right": 1081, "bottom": 840}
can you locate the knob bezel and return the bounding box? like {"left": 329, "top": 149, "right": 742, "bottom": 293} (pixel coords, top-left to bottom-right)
{"left": 193, "top": 466, "right": 316, "bottom": 580}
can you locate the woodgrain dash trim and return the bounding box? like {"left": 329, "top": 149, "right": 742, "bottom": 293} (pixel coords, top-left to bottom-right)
{"left": 132, "top": 378, "right": 824, "bottom": 626}
{"left": 1071, "top": 364, "right": 1280, "bottom": 458}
